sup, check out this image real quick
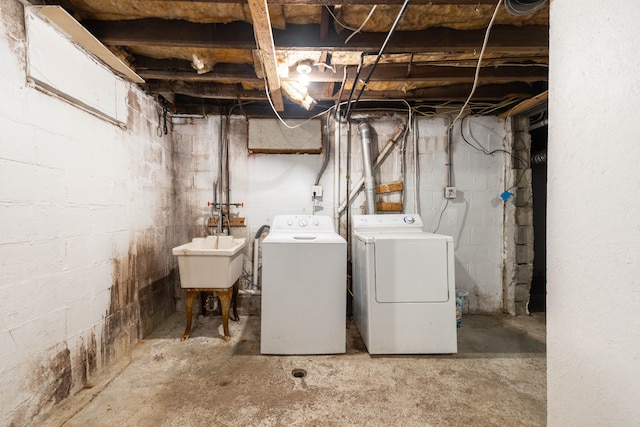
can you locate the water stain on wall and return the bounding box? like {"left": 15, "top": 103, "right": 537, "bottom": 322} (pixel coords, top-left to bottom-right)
{"left": 104, "top": 235, "right": 176, "bottom": 365}
{"left": 1, "top": 0, "right": 27, "bottom": 59}
{"left": 76, "top": 333, "right": 98, "bottom": 387}
{"left": 13, "top": 345, "right": 73, "bottom": 426}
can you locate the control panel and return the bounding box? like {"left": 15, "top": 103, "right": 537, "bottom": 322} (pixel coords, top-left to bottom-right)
{"left": 270, "top": 215, "right": 336, "bottom": 232}
{"left": 352, "top": 214, "right": 424, "bottom": 231}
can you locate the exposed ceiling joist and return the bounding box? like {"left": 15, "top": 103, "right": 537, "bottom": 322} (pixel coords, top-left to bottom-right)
{"left": 48, "top": 0, "right": 549, "bottom": 116}
{"left": 83, "top": 20, "right": 548, "bottom": 54}
{"left": 144, "top": 0, "right": 505, "bottom": 5}
{"left": 137, "top": 62, "right": 548, "bottom": 84}
{"left": 147, "top": 80, "right": 543, "bottom": 102}
{"left": 246, "top": 0, "right": 284, "bottom": 110}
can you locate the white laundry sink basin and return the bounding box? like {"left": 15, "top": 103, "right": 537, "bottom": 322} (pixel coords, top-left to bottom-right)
{"left": 172, "top": 236, "right": 246, "bottom": 289}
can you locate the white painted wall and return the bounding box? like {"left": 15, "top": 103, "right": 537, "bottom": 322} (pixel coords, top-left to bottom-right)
{"left": 171, "top": 115, "right": 336, "bottom": 292}
{"left": 177, "top": 113, "right": 511, "bottom": 313}
{"left": 548, "top": 1, "right": 640, "bottom": 424}
{"left": 0, "top": 3, "right": 175, "bottom": 424}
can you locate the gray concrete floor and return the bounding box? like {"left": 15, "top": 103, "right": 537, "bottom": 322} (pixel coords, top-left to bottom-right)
{"left": 35, "top": 313, "right": 546, "bottom": 427}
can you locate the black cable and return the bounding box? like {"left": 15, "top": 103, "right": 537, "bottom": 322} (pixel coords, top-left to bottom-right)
{"left": 345, "top": 0, "right": 411, "bottom": 121}
{"left": 163, "top": 106, "right": 168, "bottom": 135}
{"left": 460, "top": 115, "right": 529, "bottom": 190}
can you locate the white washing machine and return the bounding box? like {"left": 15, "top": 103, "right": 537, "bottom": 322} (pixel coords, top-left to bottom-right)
{"left": 261, "top": 214, "right": 346, "bottom": 354}
{"left": 352, "top": 214, "right": 457, "bottom": 354}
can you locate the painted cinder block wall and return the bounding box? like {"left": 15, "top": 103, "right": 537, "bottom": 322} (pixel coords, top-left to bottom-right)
{"left": 174, "top": 113, "right": 515, "bottom": 315}
{"left": 0, "top": 1, "right": 525, "bottom": 424}
{"left": 0, "top": 3, "right": 177, "bottom": 425}
{"left": 547, "top": 1, "right": 640, "bottom": 424}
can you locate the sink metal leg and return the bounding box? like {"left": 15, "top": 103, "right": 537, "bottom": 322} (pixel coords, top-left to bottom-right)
{"left": 182, "top": 289, "right": 199, "bottom": 340}
{"left": 215, "top": 287, "right": 233, "bottom": 341}
{"left": 181, "top": 285, "right": 240, "bottom": 342}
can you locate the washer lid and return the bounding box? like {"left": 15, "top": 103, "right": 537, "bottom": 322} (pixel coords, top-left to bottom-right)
{"left": 354, "top": 231, "right": 453, "bottom": 243}
{"left": 374, "top": 235, "right": 450, "bottom": 303}
{"left": 263, "top": 232, "right": 346, "bottom": 244}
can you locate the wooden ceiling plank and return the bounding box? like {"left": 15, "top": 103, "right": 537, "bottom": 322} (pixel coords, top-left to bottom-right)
{"left": 246, "top": 0, "right": 284, "bottom": 110}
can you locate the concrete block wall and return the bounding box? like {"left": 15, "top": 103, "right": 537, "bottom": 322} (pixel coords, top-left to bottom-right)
{"left": 171, "top": 115, "right": 334, "bottom": 314}
{"left": 347, "top": 115, "right": 509, "bottom": 313}
{"left": 415, "top": 116, "right": 509, "bottom": 313}
{"left": 0, "top": 3, "right": 176, "bottom": 425}
{"left": 180, "top": 113, "right": 512, "bottom": 315}
{"left": 512, "top": 117, "right": 534, "bottom": 315}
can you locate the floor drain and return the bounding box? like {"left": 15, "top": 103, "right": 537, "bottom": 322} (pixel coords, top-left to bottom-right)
{"left": 291, "top": 368, "right": 307, "bottom": 378}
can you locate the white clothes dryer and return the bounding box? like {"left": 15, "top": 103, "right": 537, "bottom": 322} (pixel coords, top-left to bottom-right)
{"left": 261, "top": 215, "right": 346, "bottom": 354}
{"left": 352, "top": 214, "right": 457, "bottom": 354}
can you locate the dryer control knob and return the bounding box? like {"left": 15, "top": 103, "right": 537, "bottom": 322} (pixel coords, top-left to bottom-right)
{"left": 404, "top": 216, "right": 415, "bottom": 224}
{"left": 298, "top": 219, "right": 308, "bottom": 227}
{"left": 312, "top": 220, "right": 319, "bottom": 226}
{"left": 287, "top": 219, "right": 293, "bottom": 226}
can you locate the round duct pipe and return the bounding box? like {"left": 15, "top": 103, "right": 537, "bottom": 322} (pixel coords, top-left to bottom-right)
{"left": 504, "top": 0, "right": 547, "bottom": 15}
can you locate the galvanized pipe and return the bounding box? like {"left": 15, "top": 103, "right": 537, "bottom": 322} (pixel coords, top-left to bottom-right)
{"left": 358, "top": 122, "right": 376, "bottom": 215}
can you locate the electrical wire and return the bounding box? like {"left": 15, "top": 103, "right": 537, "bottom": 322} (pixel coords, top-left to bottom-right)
{"left": 450, "top": 0, "right": 503, "bottom": 128}
{"left": 324, "top": 6, "right": 358, "bottom": 32}
{"left": 345, "top": 6, "right": 378, "bottom": 44}
{"left": 460, "top": 115, "right": 529, "bottom": 190}
{"left": 431, "top": 199, "right": 449, "bottom": 233}
{"left": 346, "top": 0, "right": 411, "bottom": 120}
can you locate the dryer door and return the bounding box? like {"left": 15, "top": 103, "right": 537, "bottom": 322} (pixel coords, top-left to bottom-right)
{"left": 374, "top": 234, "right": 450, "bottom": 303}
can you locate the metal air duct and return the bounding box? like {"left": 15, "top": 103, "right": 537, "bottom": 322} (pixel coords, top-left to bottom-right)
{"left": 358, "top": 122, "right": 376, "bottom": 215}
{"left": 504, "top": 0, "right": 547, "bottom": 15}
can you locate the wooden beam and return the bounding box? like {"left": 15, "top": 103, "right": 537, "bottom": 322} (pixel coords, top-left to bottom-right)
{"left": 376, "top": 202, "right": 403, "bottom": 212}
{"left": 136, "top": 61, "right": 547, "bottom": 84}
{"left": 499, "top": 90, "right": 548, "bottom": 118}
{"left": 247, "top": 0, "right": 284, "bottom": 111}
{"left": 208, "top": 217, "right": 247, "bottom": 227}
{"left": 376, "top": 182, "right": 404, "bottom": 194}
{"left": 84, "top": 20, "right": 548, "bottom": 54}
{"left": 146, "top": 81, "right": 268, "bottom": 100}
{"left": 145, "top": 0, "right": 507, "bottom": 5}
{"left": 29, "top": 6, "right": 144, "bottom": 83}
{"left": 148, "top": 81, "right": 544, "bottom": 103}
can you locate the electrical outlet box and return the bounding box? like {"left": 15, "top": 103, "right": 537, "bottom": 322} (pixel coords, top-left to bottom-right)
{"left": 312, "top": 185, "right": 323, "bottom": 198}
{"left": 444, "top": 186, "right": 457, "bottom": 199}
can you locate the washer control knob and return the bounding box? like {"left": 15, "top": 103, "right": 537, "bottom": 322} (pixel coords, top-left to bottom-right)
{"left": 287, "top": 219, "right": 293, "bottom": 226}
{"left": 312, "top": 220, "right": 319, "bottom": 226}
{"left": 404, "top": 216, "right": 415, "bottom": 224}
{"left": 298, "top": 219, "right": 308, "bottom": 227}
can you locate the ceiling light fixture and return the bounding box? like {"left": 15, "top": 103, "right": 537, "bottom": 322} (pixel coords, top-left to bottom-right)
{"left": 504, "top": 0, "right": 548, "bottom": 16}
{"left": 295, "top": 60, "right": 313, "bottom": 75}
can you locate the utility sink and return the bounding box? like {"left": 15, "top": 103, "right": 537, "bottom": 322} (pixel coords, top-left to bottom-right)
{"left": 173, "top": 235, "right": 247, "bottom": 341}
{"left": 172, "top": 236, "right": 246, "bottom": 289}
